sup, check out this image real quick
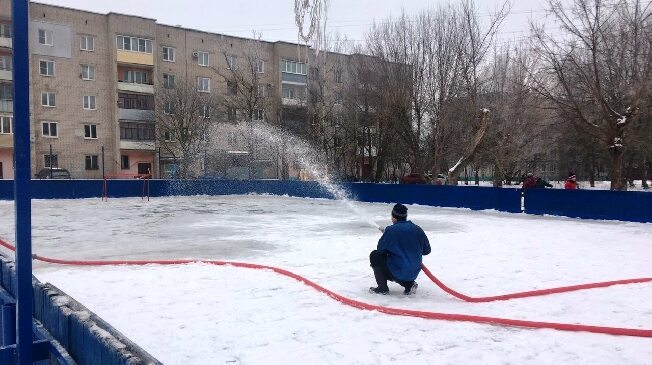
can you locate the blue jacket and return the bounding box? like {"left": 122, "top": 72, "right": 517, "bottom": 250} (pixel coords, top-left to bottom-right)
{"left": 377, "top": 220, "right": 431, "bottom": 281}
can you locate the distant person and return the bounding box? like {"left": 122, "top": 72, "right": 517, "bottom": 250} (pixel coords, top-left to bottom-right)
{"left": 522, "top": 173, "right": 537, "bottom": 189}
{"left": 535, "top": 177, "right": 553, "bottom": 188}
{"left": 369, "top": 204, "right": 431, "bottom": 295}
{"left": 565, "top": 173, "right": 578, "bottom": 190}
{"left": 436, "top": 174, "right": 446, "bottom": 186}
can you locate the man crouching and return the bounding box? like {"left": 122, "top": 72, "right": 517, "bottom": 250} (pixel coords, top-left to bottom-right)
{"left": 369, "top": 203, "right": 431, "bottom": 295}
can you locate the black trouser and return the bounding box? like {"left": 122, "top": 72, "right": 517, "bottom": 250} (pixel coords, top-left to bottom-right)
{"left": 369, "top": 250, "right": 414, "bottom": 291}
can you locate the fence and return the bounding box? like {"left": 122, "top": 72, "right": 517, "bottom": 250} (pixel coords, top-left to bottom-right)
{"left": 1, "top": 179, "right": 649, "bottom": 222}
{"left": 0, "top": 253, "right": 161, "bottom": 364}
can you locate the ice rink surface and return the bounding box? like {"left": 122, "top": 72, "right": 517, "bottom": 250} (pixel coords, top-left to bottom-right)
{"left": 0, "top": 195, "right": 650, "bottom": 364}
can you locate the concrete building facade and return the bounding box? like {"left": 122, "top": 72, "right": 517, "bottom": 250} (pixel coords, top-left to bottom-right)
{"left": 0, "top": 2, "right": 355, "bottom": 180}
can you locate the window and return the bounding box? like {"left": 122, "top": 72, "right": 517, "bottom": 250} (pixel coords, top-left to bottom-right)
{"left": 281, "top": 59, "right": 307, "bottom": 75}
{"left": 164, "top": 131, "right": 174, "bottom": 142}
{"left": 123, "top": 70, "right": 149, "bottom": 84}
{"left": 118, "top": 93, "right": 153, "bottom": 110}
{"left": 197, "top": 77, "right": 210, "bottom": 92}
{"left": 197, "top": 51, "right": 209, "bottom": 66}
{"left": 282, "top": 85, "right": 295, "bottom": 99}
{"left": 335, "top": 68, "right": 342, "bottom": 83}
{"left": 80, "top": 35, "right": 94, "bottom": 51}
{"left": 84, "top": 124, "right": 97, "bottom": 139}
{"left": 257, "top": 84, "right": 266, "bottom": 98}
{"left": 226, "top": 54, "right": 236, "bottom": 70}
{"left": 227, "top": 107, "right": 236, "bottom": 121}
{"left": 253, "top": 109, "right": 264, "bottom": 121}
{"left": 41, "top": 92, "right": 56, "bottom": 107}
{"left": 228, "top": 132, "right": 237, "bottom": 145}
{"left": 83, "top": 95, "right": 96, "bottom": 110}
{"left": 121, "top": 155, "right": 130, "bottom": 170}
{"left": 163, "top": 74, "right": 175, "bottom": 89}
{"left": 162, "top": 46, "right": 175, "bottom": 62}
{"left": 44, "top": 154, "right": 58, "bottom": 168}
{"left": 81, "top": 65, "right": 95, "bottom": 80}
{"left": 0, "top": 24, "right": 11, "bottom": 38}
{"left": 200, "top": 105, "right": 210, "bottom": 118}
{"left": 0, "top": 83, "right": 12, "bottom": 100}
{"left": 85, "top": 155, "right": 99, "bottom": 170}
{"left": 38, "top": 29, "right": 53, "bottom": 46}
{"left": 0, "top": 55, "right": 11, "bottom": 71}
{"left": 42, "top": 121, "right": 58, "bottom": 137}
{"left": 227, "top": 81, "right": 237, "bottom": 95}
{"left": 116, "top": 35, "right": 152, "bottom": 53}
{"left": 39, "top": 60, "right": 55, "bottom": 76}
{"left": 255, "top": 59, "right": 264, "bottom": 73}
{"left": 333, "top": 116, "right": 343, "bottom": 128}
{"left": 0, "top": 116, "right": 12, "bottom": 134}
{"left": 334, "top": 136, "right": 342, "bottom": 148}
{"left": 120, "top": 122, "right": 155, "bottom": 141}
{"left": 335, "top": 93, "right": 343, "bottom": 105}
{"left": 164, "top": 102, "right": 175, "bottom": 115}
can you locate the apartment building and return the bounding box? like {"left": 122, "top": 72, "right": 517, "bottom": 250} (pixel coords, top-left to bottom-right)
{"left": 0, "top": 2, "right": 358, "bottom": 180}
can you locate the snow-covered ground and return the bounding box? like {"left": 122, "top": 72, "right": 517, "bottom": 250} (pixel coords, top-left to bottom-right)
{"left": 0, "top": 195, "right": 650, "bottom": 364}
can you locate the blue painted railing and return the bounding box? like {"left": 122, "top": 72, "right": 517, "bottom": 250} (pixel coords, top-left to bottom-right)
{"left": 0, "top": 254, "right": 161, "bottom": 364}
{"left": 522, "top": 188, "right": 651, "bottom": 223}
{"left": 0, "top": 179, "right": 650, "bottom": 223}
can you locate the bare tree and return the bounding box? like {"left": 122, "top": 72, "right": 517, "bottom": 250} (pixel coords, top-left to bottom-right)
{"left": 479, "top": 42, "right": 551, "bottom": 186}
{"left": 212, "top": 34, "right": 274, "bottom": 178}
{"left": 446, "top": 0, "right": 511, "bottom": 185}
{"left": 366, "top": 12, "right": 432, "bottom": 177}
{"left": 366, "top": 1, "right": 510, "bottom": 184}
{"left": 530, "top": 0, "right": 651, "bottom": 190}
{"left": 155, "top": 76, "right": 220, "bottom": 178}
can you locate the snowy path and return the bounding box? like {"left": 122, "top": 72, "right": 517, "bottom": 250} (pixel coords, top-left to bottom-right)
{"left": 0, "top": 195, "right": 650, "bottom": 364}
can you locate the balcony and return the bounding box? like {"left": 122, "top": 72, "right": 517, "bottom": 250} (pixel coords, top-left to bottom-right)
{"left": 119, "top": 108, "right": 154, "bottom": 121}
{"left": 281, "top": 73, "right": 307, "bottom": 85}
{"left": 0, "top": 37, "right": 11, "bottom": 49}
{"left": 0, "top": 100, "right": 12, "bottom": 113}
{"left": 120, "top": 140, "right": 155, "bottom": 151}
{"left": 0, "top": 69, "right": 11, "bottom": 81}
{"left": 120, "top": 121, "right": 156, "bottom": 151}
{"left": 0, "top": 134, "right": 12, "bottom": 148}
{"left": 117, "top": 50, "right": 154, "bottom": 66}
{"left": 281, "top": 98, "right": 303, "bottom": 107}
{"left": 118, "top": 81, "right": 154, "bottom": 94}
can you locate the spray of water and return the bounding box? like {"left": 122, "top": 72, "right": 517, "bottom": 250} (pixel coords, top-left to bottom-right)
{"left": 209, "top": 122, "right": 380, "bottom": 230}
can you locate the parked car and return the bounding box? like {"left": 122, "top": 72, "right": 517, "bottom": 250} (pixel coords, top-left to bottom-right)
{"left": 35, "top": 168, "right": 72, "bottom": 179}
{"left": 400, "top": 173, "right": 428, "bottom": 184}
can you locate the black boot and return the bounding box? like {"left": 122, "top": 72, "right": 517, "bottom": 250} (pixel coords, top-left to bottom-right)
{"left": 401, "top": 281, "right": 418, "bottom": 295}
{"left": 369, "top": 266, "right": 389, "bottom": 294}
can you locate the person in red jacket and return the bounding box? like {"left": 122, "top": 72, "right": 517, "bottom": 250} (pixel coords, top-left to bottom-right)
{"left": 522, "top": 173, "right": 537, "bottom": 189}
{"left": 565, "top": 173, "right": 578, "bottom": 189}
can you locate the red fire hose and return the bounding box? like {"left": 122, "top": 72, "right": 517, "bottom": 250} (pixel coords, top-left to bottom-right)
{"left": 1, "top": 238, "right": 650, "bottom": 338}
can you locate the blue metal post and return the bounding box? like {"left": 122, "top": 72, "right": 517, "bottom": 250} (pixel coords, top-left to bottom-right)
{"left": 11, "top": 0, "right": 34, "bottom": 364}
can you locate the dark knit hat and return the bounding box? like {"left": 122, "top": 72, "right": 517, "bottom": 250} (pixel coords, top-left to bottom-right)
{"left": 391, "top": 203, "right": 408, "bottom": 219}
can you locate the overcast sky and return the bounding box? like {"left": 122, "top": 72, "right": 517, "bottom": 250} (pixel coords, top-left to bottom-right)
{"left": 37, "top": 0, "right": 550, "bottom": 45}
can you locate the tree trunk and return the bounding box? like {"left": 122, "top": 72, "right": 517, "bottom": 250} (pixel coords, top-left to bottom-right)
{"left": 642, "top": 156, "right": 649, "bottom": 189}
{"left": 492, "top": 164, "right": 503, "bottom": 187}
{"left": 609, "top": 147, "right": 627, "bottom": 191}
{"left": 589, "top": 154, "right": 596, "bottom": 187}
{"left": 447, "top": 109, "right": 490, "bottom": 185}
{"left": 374, "top": 155, "right": 386, "bottom": 183}
{"left": 626, "top": 155, "right": 635, "bottom": 187}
